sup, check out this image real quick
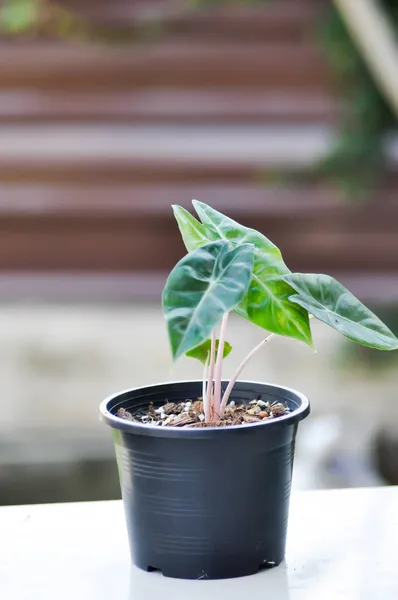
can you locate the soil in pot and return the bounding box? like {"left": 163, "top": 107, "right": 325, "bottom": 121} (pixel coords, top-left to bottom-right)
{"left": 117, "top": 397, "right": 290, "bottom": 427}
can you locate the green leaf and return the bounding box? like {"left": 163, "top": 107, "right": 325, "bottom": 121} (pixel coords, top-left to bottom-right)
{"left": 284, "top": 273, "right": 398, "bottom": 351}
{"left": 191, "top": 200, "right": 313, "bottom": 347}
{"left": 186, "top": 338, "right": 232, "bottom": 365}
{"left": 172, "top": 205, "right": 209, "bottom": 252}
{"left": 162, "top": 240, "right": 254, "bottom": 359}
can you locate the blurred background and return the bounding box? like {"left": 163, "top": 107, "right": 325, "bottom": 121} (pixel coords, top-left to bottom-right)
{"left": 0, "top": 0, "right": 397, "bottom": 505}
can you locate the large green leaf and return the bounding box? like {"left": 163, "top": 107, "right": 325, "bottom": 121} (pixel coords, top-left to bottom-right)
{"left": 191, "top": 200, "right": 313, "bottom": 347}
{"left": 172, "top": 205, "right": 209, "bottom": 252}
{"left": 284, "top": 273, "right": 398, "bottom": 351}
{"left": 186, "top": 338, "right": 232, "bottom": 365}
{"left": 162, "top": 240, "right": 254, "bottom": 359}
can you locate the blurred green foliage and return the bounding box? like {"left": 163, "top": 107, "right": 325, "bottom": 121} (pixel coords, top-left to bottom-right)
{"left": 0, "top": 0, "right": 89, "bottom": 39}
{"left": 1, "top": 0, "right": 40, "bottom": 33}
{"left": 0, "top": 0, "right": 165, "bottom": 42}
{"left": 317, "top": 3, "right": 398, "bottom": 201}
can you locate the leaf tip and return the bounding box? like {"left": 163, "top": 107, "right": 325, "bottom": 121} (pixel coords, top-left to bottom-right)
{"left": 304, "top": 337, "right": 316, "bottom": 352}
{"left": 192, "top": 198, "right": 203, "bottom": 211}
{"left": 171, "top": 347, "right": 183, "bottom": 362}
{"left": 171, "top": 203, "right": 183, "bottom": 214}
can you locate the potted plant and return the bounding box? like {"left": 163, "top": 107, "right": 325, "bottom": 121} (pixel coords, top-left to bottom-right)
{"left": 100, "top": 201, "right": 398, "bottom": 580}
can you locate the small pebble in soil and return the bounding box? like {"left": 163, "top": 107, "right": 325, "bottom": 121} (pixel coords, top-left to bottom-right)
{"left": 247, "top": 406, "right": 261, "bottom": 415}
{"left": 117, "top": 397, "right": 290, "bottom": 428}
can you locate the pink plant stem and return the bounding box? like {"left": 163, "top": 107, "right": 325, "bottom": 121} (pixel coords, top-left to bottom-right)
{"left": 202, "top": 355, "right": 209, "bottom": 407}
{"left": 220, "top": 333, "right": 274, "bottom": 417}
{"left": 213, "top": 312, "right": 229, "bottom": 419}
{"left": 204, "top": 330, "right": 216, "bottom": 422}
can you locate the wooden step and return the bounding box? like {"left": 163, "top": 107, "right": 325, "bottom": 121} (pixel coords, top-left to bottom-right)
{"left": 0, "top": 0, "right": 393, "bottom": 298}
{"left": 0, "top": 124, "right": 335, "bottom": 184}
{"left": 1, "top": 184, "right": 398, "bottom": 221}
{"left": 0, "top": 3, "right": 336, "bottom": 127}
{"left": 58, "top": 0, "right": 327, "bottom": 41}
{"left": 0, "top": 184, "right": 396, "bottom": 273}
{"left": 0, "top": 41, "right": 332, "bottom": 91}
{"left": 0, "top": 90, "right": 339, "bottom": 124}
{"left": 0, "top": 271, "right": 394, "bottom": 304}
{"left": 3, "top": 123, "right": 398, "bottom": 183}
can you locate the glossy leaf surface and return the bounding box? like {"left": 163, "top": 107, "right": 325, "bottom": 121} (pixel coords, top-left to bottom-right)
{"left": 162, "top": 240, "right": 254, "bottom": 359}
{"left": 191, "top": 200, "right": 313, "bottom": 346}
{"left": 284, "top": 273, "right": 398, "bottom": 351}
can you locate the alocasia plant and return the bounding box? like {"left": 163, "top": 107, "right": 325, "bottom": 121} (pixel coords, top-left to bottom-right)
{"left": 163, "top": 201, "right": 398, "bottom": 422}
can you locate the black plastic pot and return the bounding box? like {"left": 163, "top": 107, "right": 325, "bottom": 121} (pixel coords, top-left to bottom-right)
{"left": 100, "top": 380, "right": 309, "bottom": 580}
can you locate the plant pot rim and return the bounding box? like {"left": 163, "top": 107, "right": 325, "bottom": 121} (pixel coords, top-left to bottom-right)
{"left": 99, "top": 379, "right": 310, "bottom": 438}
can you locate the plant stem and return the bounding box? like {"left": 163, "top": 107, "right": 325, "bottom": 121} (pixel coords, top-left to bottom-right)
{"left": 213, "top": 311, "right": 229, "bottom": 419}
{"left": 204, "top": 330, "right": 216, "bottom": 422}
{"left": 219, "top": 333, "right": 274, "bottom": 417}
{"left": 202, "top": 354, "right": 209, "bottom": 405}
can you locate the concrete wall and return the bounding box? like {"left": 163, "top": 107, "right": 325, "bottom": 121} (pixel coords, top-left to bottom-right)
{"left": 1, "top": 303, "right": 397, "bottom": 504}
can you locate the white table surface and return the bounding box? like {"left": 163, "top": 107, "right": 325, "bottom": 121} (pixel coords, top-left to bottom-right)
{"left": 1, "top": 486, "right": 397, "bottom": 600}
